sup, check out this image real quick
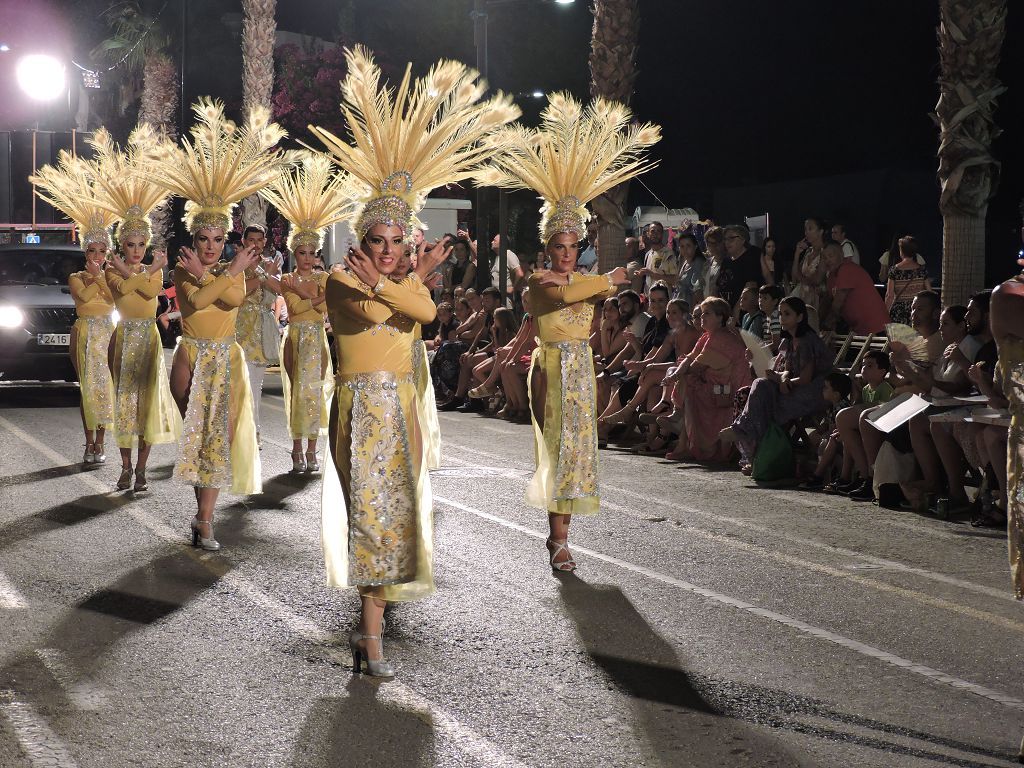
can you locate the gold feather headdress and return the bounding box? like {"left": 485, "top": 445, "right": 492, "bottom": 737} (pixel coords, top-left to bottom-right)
{"left": 146, "top": 97, "right": 295, "bottom": 233}
{"left": 29, "top": 153, "right": 119, "bottom": 249}
{"left": 258, "top": 152, "right": 360, "bottom": 251}
{"left": 307, "top": 45, "right": 521, "bottom": 242}
{"left": 87, "top": 124, "right": 168, "bottom": 246}
{"left": 476, "top": 92, "right": 662, "bottom": 242}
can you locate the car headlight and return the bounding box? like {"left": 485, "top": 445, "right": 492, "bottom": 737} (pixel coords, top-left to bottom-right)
{"left": 0, "top": 306, "right": 24, "bottom": 329}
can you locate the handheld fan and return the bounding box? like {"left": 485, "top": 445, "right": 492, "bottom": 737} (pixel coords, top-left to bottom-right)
{"left": 885, "top": 323, "right": 929, "bottom": 361}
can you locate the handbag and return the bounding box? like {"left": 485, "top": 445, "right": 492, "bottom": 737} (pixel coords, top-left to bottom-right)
{"left": 261, "top": 311, "right": 281, "bottom": 364}
{"left": 751, "top": 422, "right": 793, "bottom": 482}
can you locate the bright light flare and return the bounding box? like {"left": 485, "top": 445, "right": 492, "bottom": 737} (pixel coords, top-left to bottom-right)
{"left": 0, "top": 306, "right": 25, "bottom": 329}
{"left": 16, "top": 54, "right": 66, "bottom": 101}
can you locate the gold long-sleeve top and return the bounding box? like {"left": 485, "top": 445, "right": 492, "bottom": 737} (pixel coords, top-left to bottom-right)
{"left": 283, "top": 271, "right": 328, "bottom": 323}
{"left": 174, "top": 264, "right": 246, "bottom": 339}
{"left": 325, "top": 271, "right": 436, "bottom": 376}
{"left": 105, "top": 265, "right": 163, "bottom": 319}
{"left": 68, "top": 270, "right": 115, "bottom": 317}
{"left": 528, "top": 271, "right": 615, "bottom": 342}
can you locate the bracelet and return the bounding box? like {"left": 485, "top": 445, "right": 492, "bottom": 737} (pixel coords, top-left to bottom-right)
{"left": 371, "top": 275, "right": 388, "bottom": 294}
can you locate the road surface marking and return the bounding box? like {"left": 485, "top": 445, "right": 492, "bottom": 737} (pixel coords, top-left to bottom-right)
{"left": 442, "top": 439, "right": 1017, "bottom": 604}
{"left": 34, "top": 649, "right": 109, "bottom": 711}
{"left": 0, "top": 415, "right": 531, "bottom": 768}
{"left": 0, "top": 569, "right": 28, "bottom": 609}
{"left": 0, "top": 689, "right": 80, "bottom": 767}
{"left": 432, "top": 493, "right": 1024, "bottom": 714}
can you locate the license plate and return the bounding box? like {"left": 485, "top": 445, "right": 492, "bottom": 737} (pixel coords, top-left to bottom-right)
{"left": 37, "top": 333, "right": 70, "bottom": 346}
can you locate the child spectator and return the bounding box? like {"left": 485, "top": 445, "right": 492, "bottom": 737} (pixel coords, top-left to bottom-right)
{"left": 758, "top": 284, "right": 784, "bottom": 352}
{"left": 800, "top": 371, "right": 853, "bottom": 490}
{"left": 837, "top": 350, "right": 896, "bottom": 497}
{"left": 739, "top": 286, "right": 766, "bottom": 340}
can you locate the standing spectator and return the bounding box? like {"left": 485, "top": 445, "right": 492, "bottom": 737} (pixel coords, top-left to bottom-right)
{"left": 760, "top": 236, "right": 781, "bottom": 287}
{"left": 791, "top": 217, "right": 829, "bottom": 311}
{"left": 823, "top": 242, "right": 890, "bottom": 334}
{"left": 639, "top": 221, "right": 678, "bottom": 292}
{"left": 831, "top": 222, "right": 860, "bottom": 265}
{"left": 674, "top": 231, "right": 706, "bottom": 307}
{"left": 702, "top": 226, "right": 725, "bottom": 300}
{"left": 578, "top": 220, "right": 599, "bottom": 274}
{"left": 885, "top": 235, "right": 931, "bottom": 325}
{"left": 477, "top": 233, "right": 523, "bottom": 295}
{"left": 879, "top": 232, "right": 925, "bottom": 282}
{"left": 718, "top": 224, "right": 762, "bottom": 313}
{"left": 444, "top": 237, "right": 476, "bottom": 292}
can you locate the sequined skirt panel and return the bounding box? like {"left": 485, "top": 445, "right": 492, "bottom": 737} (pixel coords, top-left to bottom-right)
{"left": 174, "top": 336, "right": 261, "bottom": 495}
{"left": 999, "top": 358, "right": 1024, "bottom": 599}
{"left": 236, "top": 302, "right": 267, "bottom": 364}
{"left": 280, "top": 321, "right": 333, "bottom": 439}
{"left": 412, "top": 339, "right": 441, "bottom": 470}
{"left": 526, "top": 340, "right": 600, "bottom": 515}
{"left": 321, "top": 371, "right": 434, "bottom": 602}
{"left": 73, "top": 316, "right": 115, "bottom": 430}
{"left": 111, "top": 319, "right": 180, "bottom": 449}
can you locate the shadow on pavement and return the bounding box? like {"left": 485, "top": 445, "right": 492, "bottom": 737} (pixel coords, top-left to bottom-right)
{"left": 289, "top": 677, "right": 435, "bottom": 768}
{"left": 0, "top": 462, "right": 95, "bottom": 489}
{"left": 557, "top": 576, "right": 1016, "bottom": 768}
{"left": 0, "top": 491, "right": 133, "bottom": 551}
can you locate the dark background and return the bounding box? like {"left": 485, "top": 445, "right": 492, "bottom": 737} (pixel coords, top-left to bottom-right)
{"left": 2, "top": 0, "right": 1022, "bottom": 282}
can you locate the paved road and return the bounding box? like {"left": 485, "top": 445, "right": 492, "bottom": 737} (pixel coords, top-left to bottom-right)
{"left": 1, "top": 374, "right": 1023, "bottom": 768}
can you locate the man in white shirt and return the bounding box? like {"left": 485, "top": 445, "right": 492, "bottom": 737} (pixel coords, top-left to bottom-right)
{"left": 638, "top": 221, "right": 678, "bottom": 293}
{"left": 831, "top": 222, "right": 860, "bottom": 265}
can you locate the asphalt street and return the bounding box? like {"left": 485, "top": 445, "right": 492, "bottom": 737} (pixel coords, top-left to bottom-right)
{"left": 1, "top": 371, "right": 1023, "bottom": 768}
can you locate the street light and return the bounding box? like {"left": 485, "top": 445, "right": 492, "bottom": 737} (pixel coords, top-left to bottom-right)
{"left": 16, "top": 54, "right": 66, "bottom": 101}
{"left": 472, "top": 0, "right": 575, "bottom": 296}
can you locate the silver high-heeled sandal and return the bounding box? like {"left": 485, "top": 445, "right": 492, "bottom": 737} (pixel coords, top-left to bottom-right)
{"left": 348, "top": 630, "right": 395, "bottom": 678}
{"left": 290, "top": 450, "right": 306, "bottom": 474}
{"left": 304, "top": 450, "right": 320, "bottom": 473}
{"left": 83, "top": 444, "right": 94, "bottom": 465}
{"left": 546, "top": 538, "right": 577, "bottom": 572}
{"left": 92, "top": 443, "right": 106, "bottom": 464}
{"left": 133, "top": 468, "right": 148, "bottom": 492}
{"left": 190, "top": 517, "right": 221, "bottom": 551}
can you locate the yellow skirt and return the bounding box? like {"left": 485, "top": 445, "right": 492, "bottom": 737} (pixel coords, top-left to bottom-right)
{"left": 526, "top": 340, "right": 600, "bottom": 516}
{"left": 72, "top": 316, "right": 115, "bottom": 431}
{"left": 322, "top": 371, "right": 434, "bottom": 602}
{"left": 173, "top": 336, "right": 261, "bottom": 495}
{"left": 280, "top": 320, "right": 333, "bottom": 440}
{"left": 412, "top": 338, "right": 441, "bottom": 470}
{"left": 111, "top": 318, "right": 180, "bottom": 449}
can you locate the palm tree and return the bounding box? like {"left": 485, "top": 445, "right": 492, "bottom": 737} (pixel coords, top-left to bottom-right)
{"left": 239, "top": 0, "right": 278, "bottom": 229}
{"left": 95, "top": 1, "right": 177, "bottom": 244}
{"left": 935, "top": 0, "right": 1006, "bottom": 307}
{"left": 588, "top": 0, "right": 639, "bottom": 271}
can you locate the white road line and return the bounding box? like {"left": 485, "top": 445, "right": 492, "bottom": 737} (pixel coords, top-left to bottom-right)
{"left": 34, "top": 649, "right": 109, "bottom": 712}
{"left": 432, "top": 493, "right": 1024, "bottom": 714}
{"left": 442, "top": 439, "right": 1017, "bottom": 604}
{"left": 0, "top": 415, "right": 531, "bottom": 768}
{"left": 0, "top": 689, "right": 80, "bottom": 767}
{"left": 0, "top": 569, "right": 28, "bottom": 609}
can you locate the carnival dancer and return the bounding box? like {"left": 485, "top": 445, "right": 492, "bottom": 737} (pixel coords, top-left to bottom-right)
{"left": 259, "top": 153, "right": 357, "bottom": 473}
{"left": 87, "top": 127, "right": 180, "bottom": 491}
{"left": 233, "top": 224, "right": 282, "bottom": 449}
{"left": 476, "top": 93, "right": 660, "bottom": 571}
{"left": 29, "top": 155, "right": 118, "bottom": 465}
{"left": 148, "top": 98, "right": 294, "bottom": 550}
{"left": 308, "top": 46, "right": 519, "bottom": 677}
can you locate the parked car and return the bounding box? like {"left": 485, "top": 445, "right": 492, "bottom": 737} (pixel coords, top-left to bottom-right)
{"left": 0, "top": 244, "right": 84, "bottom": 382}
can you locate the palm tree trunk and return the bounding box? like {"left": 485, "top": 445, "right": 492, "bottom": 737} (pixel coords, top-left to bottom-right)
{"left": 139, "top": 52, "right": 178, "bottom": 245}
{"left": 935, "top": 0, "right": 1006, "bottom": 306}
{"left": 240, "top": 0, "right": 277, "bottom": 229}
{"left": 589, "top": 0, "right": 639, "bottom": 272}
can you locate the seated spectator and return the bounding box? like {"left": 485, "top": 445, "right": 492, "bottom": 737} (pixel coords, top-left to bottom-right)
{"left": 885, "top": 235, "right": 931, "bottom": 325}
{"left": 593, "top": 296, "right": 629, "bottom": 362}
{"left": 465, "top": 305, "right": 521, "bottom": 409}
{"left": 665, "top": 297, "right": 752, "bottom": 462}
{"left": 674, "top": 232, "right": 706, "bottom": 307}
{"left": 738, "top": 286, "right": 765, "bottom": 340}
{"left": 800, "top": 371, "right": 854, "bottom": 490}
{"left": 718, "top": 224, "right": 762, "bottom": 315}
{"left": 833, "top": 350, "right": 895, "bottom": 494}
{"left": 758, "top": 284, "right": 784, "bottom": 352}
{"left": 441, "top": 286, "right": 502, "bottom": 411}
{"left": 728, "top": 296, "right": 832, "bottom": 475}
{"left": 822, "top": 241, "right": 889, "bottom": 334}
{"left": 432, "top": 292, "right": 488, "bottom": 399}
{"left": 426, "top": 301, "right": 457, "bottom": 351}
{"left": 791, "top": 217, "right": 829, "bottom": 311}
{"left": 963, "top": 361, "right": 1009, "bottom": 526}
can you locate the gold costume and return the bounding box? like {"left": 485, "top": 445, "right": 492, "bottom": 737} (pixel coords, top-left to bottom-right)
{"left": 68, "top": 271, "right": 115, "bottom": 430}
{"left": 322, "top": 272, "right": 437, "bottom": 600}
{"left": 281, "top": 271, "right": 333, "bottom": 439}
{"left": 106, "top": 265, "right": 180, "bottom": 449}
{"left": 996, "top": 339, "right": 1024, "bottom": 599}
{"left": 527, "top": 273, "right": 615, "bottom": 515}
{"left": 174, "top": 265, "right": 261, "bottom": 495}
{"left": 412, "top": 325, "right": 441, "bottom": 470}
{"left": 235, "top": 278, "right": 278, "bottom": 365}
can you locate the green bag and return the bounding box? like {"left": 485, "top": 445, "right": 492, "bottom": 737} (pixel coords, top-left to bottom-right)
{"left": 751, "top": 422, "right": 793, "bottom": 482}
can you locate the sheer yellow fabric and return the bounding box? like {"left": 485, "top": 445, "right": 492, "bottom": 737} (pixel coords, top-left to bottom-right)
{"left": 412, "top": 336, "right": 441, "bottom": 470}
{"left": 996, "top": 340, "right": 1024, "bottom": 600}
{"left": 72, "top": 316, "right": 115, "bottom": 430}
{"left": 280, "top": 320, "right": 333, "bottom": 439}
{"left": 174, "top": 337, "right": 261, "bottom": 495}
{"left": 110, "top": 319, "right": 180, "bottom": 449}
